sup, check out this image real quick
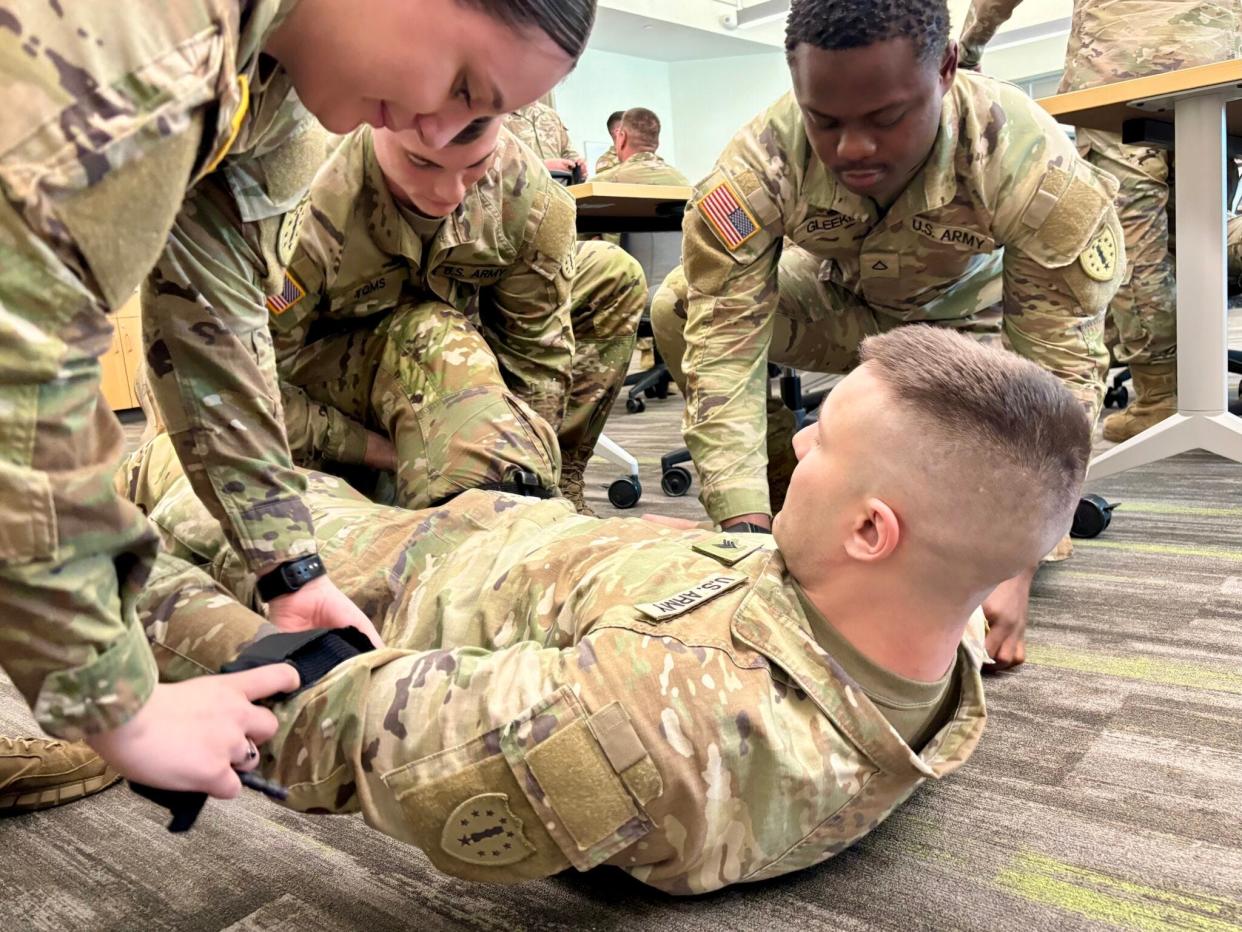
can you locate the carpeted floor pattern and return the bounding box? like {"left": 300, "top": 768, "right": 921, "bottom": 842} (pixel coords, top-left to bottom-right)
{"left": 3, "top": 338, "right": 1242, "bottom": 930}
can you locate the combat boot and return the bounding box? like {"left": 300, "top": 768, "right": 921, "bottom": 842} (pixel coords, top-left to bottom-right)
{"left": 1102, "top": 361, "right": 1177, "bottom": 443}
{"left": 560, "top": 462, "right": 597, "bottom": 517}
{"left": 0, "top": 737, "right": 120, "bottom": 814}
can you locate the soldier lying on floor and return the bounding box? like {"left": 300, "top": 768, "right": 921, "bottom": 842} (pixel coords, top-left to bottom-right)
{"left": 121, "top": 326, "right": 1090, "bottom": 895}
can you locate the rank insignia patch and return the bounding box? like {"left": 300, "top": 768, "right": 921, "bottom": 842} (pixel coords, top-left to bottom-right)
{"left": 266, "top": 271, "right": 306, "bottom": 315}
{"left": 698, "top": 180, "right": 760, "bottom": 251}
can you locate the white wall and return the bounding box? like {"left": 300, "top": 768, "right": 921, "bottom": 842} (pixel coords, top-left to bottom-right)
{"left": 668, "top": 52, "right": 791, "bottom": 184}
{"left": 554, "top": 49, "right": 674, "bottom": 174}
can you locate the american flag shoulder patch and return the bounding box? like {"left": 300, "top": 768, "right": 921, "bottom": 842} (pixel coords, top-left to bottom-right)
{"left": 266, "top": 271, "right": 306, "bottom": 315}
{"left": 698, "top": 179, "right": 760, "bottom": 251}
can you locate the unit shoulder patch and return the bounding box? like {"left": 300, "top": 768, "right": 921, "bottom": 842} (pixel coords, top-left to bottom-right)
{"left": 442, "top": 792, "right": 535, "bottom": 867}
{"left": 1079, "top": 224, "right": 1118, "bottom": 282}
{"left": 697, "top": 179, "right": 761, "bottom": 252}
{"left": 636, "top": 574, "right": 747, "bottom": 622}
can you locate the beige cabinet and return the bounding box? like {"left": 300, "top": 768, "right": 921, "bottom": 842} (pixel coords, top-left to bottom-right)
{"left": 101, "top": 294, "right": 142, "bottom": 411}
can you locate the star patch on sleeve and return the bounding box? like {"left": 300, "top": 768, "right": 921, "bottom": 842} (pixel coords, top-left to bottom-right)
{"left": 265, "top": 271, "right": 306, "bottom": 315}
{"left": 1079, "top": 225, "right": 1118, "bottom": 282}
{"left": 698, "top": 179, "right": 761, "bottom": 251}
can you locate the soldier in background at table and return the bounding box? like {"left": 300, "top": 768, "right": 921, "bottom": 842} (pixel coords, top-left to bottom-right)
{"left": 505, "top": 100, "right": 588, "bottom": 179}
{"left": 594, "top": 108, "right": 691, "bottom": 186}
{"left": 595, "top": 111, "right": 625, "bottom": 175}
{"left": 651, "top": 0, "right": 1123, "bottom": 670}
{"left": 961, "top": 0, "right": 1242, "bottom": 441}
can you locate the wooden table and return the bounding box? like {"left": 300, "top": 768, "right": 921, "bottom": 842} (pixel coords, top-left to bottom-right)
{"left": 1039, "top": 60, "right": 1242, "bottom": 480}
{"left": 568, "top": 182, "right": 692, "bottom": 234}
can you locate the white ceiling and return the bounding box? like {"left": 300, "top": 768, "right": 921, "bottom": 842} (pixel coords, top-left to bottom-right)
{"left": 589, "top": 5, "right": 783, "bottom": 61}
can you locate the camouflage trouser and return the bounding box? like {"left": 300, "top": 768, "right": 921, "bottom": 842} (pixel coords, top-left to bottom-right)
{"left": 280, "top": 299, "right": 561, "bottom": 509}
{"left": 561, "top": 241, "right": 646, "bottom": 469}
{"left": 1076, "top": 129, "right": 1177, "bottom": 367}
{"left": 1229, "top": 215, "right": 1242, "bottom": 285}
{"left": 651, "top": 247, "right": 1002, "bottom": 507}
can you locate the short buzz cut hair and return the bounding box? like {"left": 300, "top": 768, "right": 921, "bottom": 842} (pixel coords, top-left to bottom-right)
{"left": 784, "top": 0, "right": 950, "bottom": 62}
{"left": 620, "top": 107, "right": 661, "bottom": 149}
{"left": 606, "top": 110, "right": 625, "bottom": 133}
{"left": 859, "top": 325, "right": 1091, "bottom": 534}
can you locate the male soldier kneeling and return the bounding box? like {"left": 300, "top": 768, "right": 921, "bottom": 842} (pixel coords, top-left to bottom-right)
{"left": 120, "top": 326, "right": 1089, "bottom": 895}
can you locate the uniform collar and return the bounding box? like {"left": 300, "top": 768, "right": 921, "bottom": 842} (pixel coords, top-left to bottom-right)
{"left": 729, "top": 550, "right": 986, "bottom": 780}
{"left": 799, "top": 84, "right": 963, "bottom": 223}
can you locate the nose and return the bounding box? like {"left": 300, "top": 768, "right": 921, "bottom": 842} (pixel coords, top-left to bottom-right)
{"left": 433, "top": 174, "right": 468, "bottom": 209}
{"left": 415, "top": 111, "right": 475, "bottom": 150}
{"left": 792, "top": 424, "right": 815, "bottom": 461}
{"left": 837, "top": 126, "right": 877, "bottom": 163}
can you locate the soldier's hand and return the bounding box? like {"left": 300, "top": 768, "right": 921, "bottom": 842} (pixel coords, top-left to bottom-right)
{"left": 363, "top": 431, "right": 397, "bottom": 471}
{"left": 85, "top": 668, "right": 299, "bottom": 798}
{"left": 981, "top": 565, "right": 1037, "bottom": 671}
{"left": 266, "top": 575, "right": 385, "bottom": 649}
{"left": 545, "top": 158, "right": 577, "bottom": 174}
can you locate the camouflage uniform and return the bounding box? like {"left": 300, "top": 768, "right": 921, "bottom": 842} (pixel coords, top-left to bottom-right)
{"left": 274, "top": 127, "right": 645, "bottom": 508}
{"left": 0, "top": 0, "right": 324, "bottom": 738}
{"left": 594, "top": 151, "right": 691, "bottom": 187}
{"left": 594, "top": 145, "right": 620, "bottom": 175}
{"left": 961, "top": 0, "right": 1242, "bottom": 440}
{"left": 504, "top": 102, "right": 582, "bottom": 164}
{"left": 651, "top": 74, "right": 1122, "bottom": 524}
{"left": 122, "top": 434, "right": 989, "bottom": 895}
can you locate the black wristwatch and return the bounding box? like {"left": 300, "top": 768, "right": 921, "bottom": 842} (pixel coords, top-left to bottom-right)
{"left": 256, "top": 554, "right": 326, "bottom": 602}
{"left": 723, "top": 521, "right": 772, "bottom": 535}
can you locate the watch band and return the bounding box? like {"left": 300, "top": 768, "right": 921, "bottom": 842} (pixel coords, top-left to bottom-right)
{"left": 256, "top": 554, "right": 326, "bottom": 602}
{"left": 724, "top": 521, "right": 772, "bottom": 535}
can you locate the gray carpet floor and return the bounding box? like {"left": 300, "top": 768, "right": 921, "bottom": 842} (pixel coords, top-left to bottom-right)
{"left": 3, "top": 338, "right": 1242, "bottom": 930}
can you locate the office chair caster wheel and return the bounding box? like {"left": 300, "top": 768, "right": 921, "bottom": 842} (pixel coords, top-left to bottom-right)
{"left": 1104, "top": 385, "right": 1128, "bottom": 409}
{"left": 626, "top": 396, "right": 645, "bottom": 414}
{"left": 661, "top": 466, "right": 692, "bottom": 497}
{"left": 608, "top": 477, "right": 642, "bottom": 509}
{"left": 643, "top": 385, "right": 658, "bottom": 399}
{"left": 654, "top": 381, "right": 670, "bottom": 400}
{"left": 1070, "top": 494, "right": 1117, "bottom": 539}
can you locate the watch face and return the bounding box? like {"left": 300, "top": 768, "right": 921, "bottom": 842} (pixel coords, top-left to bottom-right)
{"left": 1079, "top": 225, "right": 1118, "bottom": 282}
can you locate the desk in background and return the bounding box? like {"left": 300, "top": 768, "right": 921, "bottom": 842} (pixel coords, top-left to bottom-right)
{"left": 569, "top": 182, "right": 692, "bottom": 234}
{"left": 1039, "top": 60, "right": 1242, "bottom": 480}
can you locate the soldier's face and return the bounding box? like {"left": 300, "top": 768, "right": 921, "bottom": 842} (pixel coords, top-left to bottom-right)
{"left": 267, "top": 0, "right": 575, "bottom": 145}
{"left": 373, "top": 122, "right": 503, "bottom": 217}
{"left": 789, "top": 38, "right": 957, "bottom": 206}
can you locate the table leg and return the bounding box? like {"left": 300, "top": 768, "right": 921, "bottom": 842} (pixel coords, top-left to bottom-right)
{"left": 1087, "top": 90, "right": 1242, "bottom": 481}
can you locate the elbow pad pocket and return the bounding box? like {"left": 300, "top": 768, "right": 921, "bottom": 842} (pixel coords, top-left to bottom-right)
{"left": 380, "top": 687, "right": 660, "bottom": 883}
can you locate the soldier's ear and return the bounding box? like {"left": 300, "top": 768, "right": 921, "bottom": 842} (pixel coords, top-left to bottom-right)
{"left": 842, "top": 497, "right": 901, "bottom": 564}
{"left": 939, "top": 41, "right": 959, "bottom": 91}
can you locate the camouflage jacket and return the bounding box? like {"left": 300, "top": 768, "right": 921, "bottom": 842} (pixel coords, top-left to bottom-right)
{"left": 680, "top": 72, "right": 1121, "bottom": 522}
{"left": 595, "top": 151, "right": 692, "bottom": 186}
{"left": 595, "top": 145, "right": 620, "bottom": 175}
{"left": 126, "top": 437, "right": 989, "bottom": 895}
{"left": 0, "top": 0, "right": 320, "bottom": 737}
{"left": 504, "top": 101, "right": 582, "bottom": 162}
{"left": 960, "top": 0, "right": 1242, "bottom": 89}
{"left": 272, "top": 126, "right": 577, "bottom": 460}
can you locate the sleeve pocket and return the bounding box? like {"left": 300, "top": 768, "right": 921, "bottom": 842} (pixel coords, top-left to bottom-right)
{"left": 380, "top": 687, "right": 659, "bottom": 883}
